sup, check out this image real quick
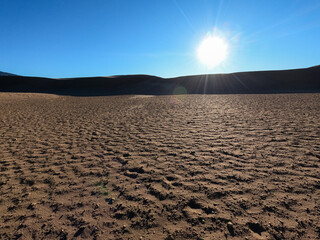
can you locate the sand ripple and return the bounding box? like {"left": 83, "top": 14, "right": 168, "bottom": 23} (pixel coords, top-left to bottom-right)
{"left": 0, "top": 94, "right": 319, "bottom": 239}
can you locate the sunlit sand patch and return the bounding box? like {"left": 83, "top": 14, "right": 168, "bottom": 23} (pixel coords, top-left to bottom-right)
{"left": 129, "top": 95, "right": 155, "bottom": 99}
{"left": 0, "top": 92, "right": 60, "bottom": 101}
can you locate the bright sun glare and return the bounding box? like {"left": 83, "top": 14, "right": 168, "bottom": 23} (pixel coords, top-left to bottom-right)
{"left": 197, "top": 35, "right": 228, "bottom": 68}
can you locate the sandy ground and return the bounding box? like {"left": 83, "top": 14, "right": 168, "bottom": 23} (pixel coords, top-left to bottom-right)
{"left": 0, "top": 93, "right": 319, "bottom": 240}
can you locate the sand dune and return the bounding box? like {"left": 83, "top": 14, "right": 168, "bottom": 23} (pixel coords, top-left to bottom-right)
{"left": 0, "top": 93, "right": 319, "bottom": 239}
{"left": 0, "top": 71, "right": 17, "bottom": 77}
{"left": 0, "top": 66, "right": 320, "bottom": 95}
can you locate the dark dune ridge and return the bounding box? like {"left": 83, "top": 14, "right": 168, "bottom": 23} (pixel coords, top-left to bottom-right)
{"left": 1, "top": 66, "right": 320, "bottom": 95}
{"left": 0, "top": 71, "right": 17, "bottom": 77}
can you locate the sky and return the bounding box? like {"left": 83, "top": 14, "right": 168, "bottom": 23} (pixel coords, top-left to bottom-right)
{"left": 1, "top": 0, "right": 320, "bottom": 78}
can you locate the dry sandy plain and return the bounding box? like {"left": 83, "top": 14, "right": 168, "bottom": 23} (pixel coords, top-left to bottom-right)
{"left": 0, "top": 93, "right": 319, "bottom": 240}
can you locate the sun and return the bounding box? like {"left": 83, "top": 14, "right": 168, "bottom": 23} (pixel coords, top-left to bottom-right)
{"left": 197, "top": 35, "right": 228, "bottom": 68}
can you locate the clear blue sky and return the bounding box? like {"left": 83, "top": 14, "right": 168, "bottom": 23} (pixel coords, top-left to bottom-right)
{"left": 1, "top": 0, "right": 320, "bottom": 78}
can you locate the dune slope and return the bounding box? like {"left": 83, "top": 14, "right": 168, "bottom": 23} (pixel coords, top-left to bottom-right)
{"left": 0, "top": 66, "right": 320, "bottom": 95}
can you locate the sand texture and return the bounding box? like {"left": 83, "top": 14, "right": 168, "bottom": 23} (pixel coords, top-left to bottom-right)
{"left": 0, "top": 93, "right": 319, "bottom": 239}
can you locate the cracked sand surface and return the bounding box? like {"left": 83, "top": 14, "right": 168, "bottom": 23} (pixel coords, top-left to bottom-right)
{"left": 0, "top": 93, "right": 319, "bottom": 239}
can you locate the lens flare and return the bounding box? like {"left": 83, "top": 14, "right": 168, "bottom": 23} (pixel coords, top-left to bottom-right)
{"left": 170, "top": 86, "right": 187, "bottom": 106}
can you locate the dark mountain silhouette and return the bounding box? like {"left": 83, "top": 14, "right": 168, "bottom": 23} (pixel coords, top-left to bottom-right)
{"left": 0, "top": 66, "right": 319, "bottom": 96}
{"left": 0, "top": 71, "right": 17, "bottom": 76}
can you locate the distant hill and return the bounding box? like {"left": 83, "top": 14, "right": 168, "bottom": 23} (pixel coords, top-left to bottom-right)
{"left": 0, "top": 66, "right": 319, "bottom": 96}
{"left": 0, "top": 71, "right": 17, "bottom": 76}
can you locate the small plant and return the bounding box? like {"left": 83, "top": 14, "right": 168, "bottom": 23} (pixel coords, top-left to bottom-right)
{"left": 103, "top": 191, "right": 109, "bottom": 196}
{"left": 92, "top": 179, "right": 111, "bottom": 197}
{"left": 95, "top": 181, "right": 102, "bottom": 187}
